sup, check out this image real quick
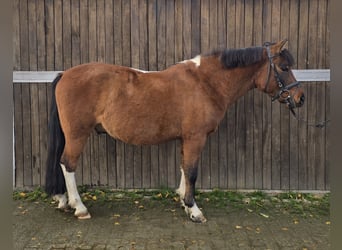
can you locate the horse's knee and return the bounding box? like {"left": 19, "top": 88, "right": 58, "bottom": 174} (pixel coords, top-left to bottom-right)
{"left": 61, "top": 153, "right": 78, "bottom": 172}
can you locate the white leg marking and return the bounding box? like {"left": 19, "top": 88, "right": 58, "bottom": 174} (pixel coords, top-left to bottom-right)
{"left": 61, "top": 164, "right": 91, "bottom": 219}
{"left": 176, "top": 167, "right": 207, "bottom": 223}
{"left": 184, "top": 202, "right": 207, "bottom": 223}
{"left": 53, "top": 194, "right": 68, "bottom": 209}
{"left": 176, "top": 167, "right": 185, "bottom": 200}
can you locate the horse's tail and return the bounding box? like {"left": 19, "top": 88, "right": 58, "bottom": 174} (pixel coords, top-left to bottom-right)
{"left": 45, "top": 73, "right": 66, "bottom": 196}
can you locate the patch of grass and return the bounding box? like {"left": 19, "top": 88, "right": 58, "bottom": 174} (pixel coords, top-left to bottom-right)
{"left": 13, "top": 187, "right": 49, "bottom": 202}
{"left": 13, "top": 187, "right": 330, "bottom": 218}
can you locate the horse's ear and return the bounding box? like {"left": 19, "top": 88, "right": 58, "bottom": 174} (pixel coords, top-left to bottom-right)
{"left": 272, "top": 39, "right": 288, "bottom": 53}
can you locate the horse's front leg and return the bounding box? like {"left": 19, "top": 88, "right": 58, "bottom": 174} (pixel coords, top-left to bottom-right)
{"left": 177, "top": 136, "right": 207, "bottom": 223}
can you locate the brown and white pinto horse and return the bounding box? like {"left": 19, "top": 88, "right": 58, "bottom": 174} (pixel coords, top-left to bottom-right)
{"left": 45, "top": 40, "right": 304, "bottom": 223}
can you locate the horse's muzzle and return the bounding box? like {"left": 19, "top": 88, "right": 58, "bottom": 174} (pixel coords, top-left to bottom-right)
{"left": 297, "top": 94, "right": 305, "bottom": 107}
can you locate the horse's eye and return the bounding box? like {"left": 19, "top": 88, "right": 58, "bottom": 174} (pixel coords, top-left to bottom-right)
{"left": 280, "top": 65, "right": 289, "bottom": 72}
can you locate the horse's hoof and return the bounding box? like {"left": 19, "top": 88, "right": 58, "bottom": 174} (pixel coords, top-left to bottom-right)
{"left": 190, "top": 214, "right": 207, "bottom": 223}
{"left": 76, "top": 212, "right": 91, "bottom": 220}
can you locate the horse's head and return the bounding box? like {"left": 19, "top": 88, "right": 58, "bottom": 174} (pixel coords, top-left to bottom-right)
{"left": 256, "top": 39, "right": 305, "bottom": 110}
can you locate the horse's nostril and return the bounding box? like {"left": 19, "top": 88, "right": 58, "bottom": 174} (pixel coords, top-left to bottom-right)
{"left": 300, "top": 94, "right": 305, "bottom": 104}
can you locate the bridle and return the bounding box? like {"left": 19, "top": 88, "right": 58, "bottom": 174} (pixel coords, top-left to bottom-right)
{"left": 263, "top": 42, "right": 300, "bottom": 115}
{"left": 263, "top": 42, "right": 329, "bottom": 128}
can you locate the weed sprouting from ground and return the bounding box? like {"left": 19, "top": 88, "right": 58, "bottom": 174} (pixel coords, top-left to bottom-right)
{"left": 13, "top": 187, "right": 330, "bottom": 218}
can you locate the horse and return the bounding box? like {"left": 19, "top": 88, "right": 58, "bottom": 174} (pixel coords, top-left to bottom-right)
{"left": 45, "top": 39, "right": 305, "bottom": 223}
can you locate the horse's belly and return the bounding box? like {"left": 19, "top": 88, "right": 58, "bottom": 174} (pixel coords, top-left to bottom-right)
{"left": 103, "top": 119, "right": 181, "bottom": 146}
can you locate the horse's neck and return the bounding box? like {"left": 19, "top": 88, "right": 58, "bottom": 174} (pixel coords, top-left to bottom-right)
{"left": 201, "top": 63, "right": 259, "bottom": 111}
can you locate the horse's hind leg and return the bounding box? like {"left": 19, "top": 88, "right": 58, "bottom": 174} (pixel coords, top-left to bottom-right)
{"left": 61, "top": 136, "right": 91, "bottom": 219}
{"left": 176, "top": 136, "right": 207, "bottom": 223}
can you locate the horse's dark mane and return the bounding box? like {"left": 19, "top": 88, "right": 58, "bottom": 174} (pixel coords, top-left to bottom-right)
{"left": 207, "top": 46, "right": 295, "bottom": 69}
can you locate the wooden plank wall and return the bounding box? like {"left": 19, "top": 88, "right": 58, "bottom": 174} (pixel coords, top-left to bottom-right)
{"left": 13, "top": 0, "right": 330, "bottom": 190}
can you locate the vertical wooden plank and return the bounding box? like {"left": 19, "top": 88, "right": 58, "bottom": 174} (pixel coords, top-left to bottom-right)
{"left": 297, "top": 0, "right": 309, "bottom": 190}
{"left": 270, "top": 0, "right": 281, "bottom": 190}
{"left": 139, "top": 0, "right": 151, "bottom": 188}
{"left": 182, "top": 0, "right": 191, "bottom": 59}
{"left": 157, "top": 0, "right": 168, "bottom": 187}
{"left": 107, "top": 136, "right": 117, "bottom": 187}
{"left": 226, "top": 0, "right": 237, "bottom": 189}
{"left": 148, "top": 0, "right": 159, "bottom": 188}
{"left": 174, "top": 0, "right": 183, "bottom": 188}
{"left": 114, "top": 0, "right": 123, "bottom": 65}
{"left": 218, "top": 116, "right": 228, "bottom": 189}
{"left": 316, "top": 0, "right": 331, "bottom": 190}
{"left": 139, "top": 0, "right": 148, "bottom": 70}
{"left": 191, "top": 0, "right": 201, "bottom": 57}
{"left": 209, "top": 0, "right": 219, "bottom": 189}
{"left": 252, "top": 0, "right": 264, "bottom": 189}
{"left": 166, "top": 0, "right": 175, "bottom": 68}
{"left": 288, "top": 0, "right": 299, "bottom": 190}
{"left": 315, "top": 0, "right": 328, "bottom": 190}
{"left": 101, "top": 0, "right": 116, "bottom": 187}
{"left": 54, "top": 0, "right": 63, "bottom": 70}
{"left": 217, "top": 0, "right": 226, "bottom": 49}
{"left": 148, "top": 0, "right": 157, "bottom": 70}
{"left": 121, "top": 0, "right": 133, "bottom": 188}
{"left": 131, "top": 0, "right": 142, "bottom": 188}
{"left": 217, "top": 0, "right": 227, "bottom": 189}
{"left": 22, "top": 83, "right": 32, "bottom": 187}
{"left": 235, "top": 0, "right": 246, "bottom": 189}
{"left": 325, "top": 0, "right": 330, "bottom": 190}
{"left": 262, "top": 0, "right": 272, "bottom": 189}
{"left": 13, "top": 0, "right": 23, "bottom": 187}
{"left": 200, "top": 0, "right": 210, "bottom": 53}
{"left": 174, "top": 0, "right": 183, "bottom": 62}
{"left": 71, "top": 0, "right": 81, "bottom": 67}
{"left": 13, "top": 0, "right": 21, "bottom": 72}
{"left": 105, "top": 0, "right": 116, "bottom": 187}
{"left": 113, "top": 0, "right": 124, "bottom": 188}
{"left": 71, "top": 0, "right": 83, "bottom": 185}
{"left": 244, "top": 0, "right": 254, "bottom": 189}
{"left": 79, "top": 0, "right": 90, "bottom": 186}
{"left": 80, "top": 0, "right": 89, "bottom": 64}
{"left": 122, "top": 0, "right": 131, "bottom": 67}
{"left": 97, "top": 0, "right": 106, "bottom": 62}
{"left": 28, "top": 0, "right": 40, "bottom": 186}
{"left": 198, "top": 0, "right": 210, "bottom": 189}
{"left": 307, "top": 0, "right": 319, "bottom": 190}
{"left": 37, "top": 82, "right": 48, "bottom": 186}
{"left": 131, "top": 0, "right": 140, "bottom": 68}
{"left": 63, "top": 0, "right": 72, "bottom": 69}
{"left": 14, "top": 84, "right": 24, "bottom": 187}
{"left": 37, "top": 0, "right": 48, "bottom": 187}
{"left": 279, "top": 0, "right": 291, "bottom": 190}
{"left": 105, "top": 0, "right": 114, "bottom": 64}
{"left": 88, "top": 0, "right": 99, "bottom": 186}
{"left": 166, "top": 0, "right": 176, "bottom": 188}
{"left": 45, "top": 0, "right": 55, "bottom": 71}
{"left": 96, "top": 0, "right": 107, "bottom": 186}
{"left": 226, "top": 0, "right": 236, "bottom": 48}
{"left": 45, "top": 0, "right": 54, "bottom": 175}
{"left": 20, "top": 0, "right": 29, "bottom": 71}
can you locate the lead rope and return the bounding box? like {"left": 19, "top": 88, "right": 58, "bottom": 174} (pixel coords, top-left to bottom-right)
{"left": 289, "top": 107, "right": 330, "bottom": 128}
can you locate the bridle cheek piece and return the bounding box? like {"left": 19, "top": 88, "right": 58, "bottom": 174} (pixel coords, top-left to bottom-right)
{"left": 263, "top": 43, "right": 300, "bottom": 113}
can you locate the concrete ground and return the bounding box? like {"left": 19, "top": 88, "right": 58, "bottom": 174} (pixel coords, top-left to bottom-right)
{"left": 13, "top": 191, "right": 330, "bottom": 250}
